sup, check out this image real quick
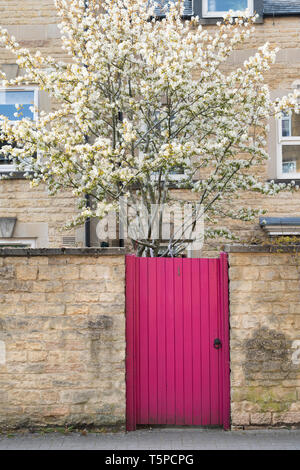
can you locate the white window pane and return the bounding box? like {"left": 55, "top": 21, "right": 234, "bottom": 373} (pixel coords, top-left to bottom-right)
{"left": 0, "top": 90, "right": 34, "bottom": 120}
{"left": 282, "top": 145, "right": 300, "bottom": 174}
{"left": 207, "top": 0, "right": 248, "bottom": 12}
{"left": 281, "top": 112, "right": 300, "bottom": 138}
{"left": 282, "top": 119, "right": 291, "bottom": 137}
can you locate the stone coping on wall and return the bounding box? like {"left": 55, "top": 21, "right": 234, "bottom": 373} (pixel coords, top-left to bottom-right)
{"left": 0, "top": 247, "right": 125, "bottom": 257}
{"left": 2, "top": 245, "right": 299, "bottom": 256}
{"left": 224, "top": 244, "right": 300, "bottom": 253}
{"left": 2, "top": 245, "right": 300, "bottom": 256}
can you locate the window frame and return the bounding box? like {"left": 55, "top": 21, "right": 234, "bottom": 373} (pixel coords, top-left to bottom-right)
{"left": 151, "top": 168, "right": 188, "bottom": 182}
{"left": 139, "top": 110, "right": 189, "bottom": 182}
{"left": 277, "top": 112, "right": 300, "bottom": 179}
{"left": 202, "top": 0, "right": 254, "bottom": 18}
{"left": 0, "top": 86, "right": 39, "bottom": 172}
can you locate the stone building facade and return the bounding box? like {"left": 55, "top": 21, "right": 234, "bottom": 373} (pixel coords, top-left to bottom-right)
{"left": 1, "top": 1, "right": 300, "bottom": 249}
{"left": 0, "top": 1, "right": 81, "bottom": 248}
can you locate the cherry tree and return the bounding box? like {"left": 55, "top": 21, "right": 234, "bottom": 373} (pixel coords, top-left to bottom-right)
{"left": 0, "top": 0, "right": 298, "bottom": 256}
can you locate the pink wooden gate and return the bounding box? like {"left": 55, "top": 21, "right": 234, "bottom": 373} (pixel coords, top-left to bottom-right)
{"left": 126, "top": 254, "right": 230, "bottom": 431}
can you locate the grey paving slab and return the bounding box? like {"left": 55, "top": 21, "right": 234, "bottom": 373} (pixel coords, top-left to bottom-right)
{"left": 0, "top": 428, "right": 299, "bottom": 450}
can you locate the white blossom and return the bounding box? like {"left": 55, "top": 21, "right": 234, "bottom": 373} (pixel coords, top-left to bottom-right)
{"left": 0, "top": 0, "right": 297, "bottom": 256}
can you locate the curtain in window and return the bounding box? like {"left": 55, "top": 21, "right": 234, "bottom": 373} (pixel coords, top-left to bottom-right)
{"left": 154, "top": 0, "right": 193, "bottom": 16}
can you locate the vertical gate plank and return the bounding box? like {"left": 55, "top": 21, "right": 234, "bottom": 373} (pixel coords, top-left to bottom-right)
{"left": 209, "top": 259, "right": 220, "bottom": 425}
{"left": 125, "top": 255, "right": 136, "bottom": 431}
{"left": 200, "top": 258, "right": 210, "bottom": 425}
{"left": 220, "top": 253, "right": 230, "bottom": 430}
{"left": 217, "top": 257, "right": 224, "bottom": 429}
{"left": 165, "top": 259, "right": 176, "bottom": 424}
{"left": 148, "top": 258, "right": 158, "bottom": 424}
{"left": 157, "top": 257, "right": 167, "bottom": 423}
{"left": 174, "top": 258, "right": 184, "bottom": 424}
{"left": 135, "top": 257, "right": 141, "bottom": 424}
{"left": 139, "top": 257, "right": 149, "bottom": 424}
{"left": 191, "top": 259, "right": 201, "bottom": 424}
{"left": 183, "top": 259, "right": 193, "bottom": 425}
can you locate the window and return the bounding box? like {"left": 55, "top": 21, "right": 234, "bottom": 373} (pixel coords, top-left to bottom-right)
{"left": 140, "top": 110, "right": 187, "bottom": 181}
{"left": 202, "top": 0, "right": 253, "bottom": 17}
{"left": 0, "top": 88, "right": 38, "bottom": 172}
{"left": 277, "top": 112, "right": 300, "bottom": 179}
{"left": 152, "top": 166, "right": 186, "bottom": 181}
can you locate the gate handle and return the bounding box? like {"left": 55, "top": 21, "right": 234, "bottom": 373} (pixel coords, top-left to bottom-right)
{"left": 214, "top": 338, "right": 222, "bottom": 349}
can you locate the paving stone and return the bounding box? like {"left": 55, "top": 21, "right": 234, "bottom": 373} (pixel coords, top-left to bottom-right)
{"left": 0, "top": 429, "right": 299, "bottom": 450}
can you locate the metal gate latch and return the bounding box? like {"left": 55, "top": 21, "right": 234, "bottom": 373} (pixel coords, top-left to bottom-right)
{"left": 214, "top": 338, "right": 222, "bottom": 349}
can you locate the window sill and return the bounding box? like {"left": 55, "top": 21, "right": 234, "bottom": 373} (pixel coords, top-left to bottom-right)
{"left": 267, "top": 178, "right": 300, "bottom": 186}
{"left": 0, "top": 238, "right": 36, "bottom": 248}
{"left": 0, "top": 170, "right": 29, "bottom": 180}
{"left": 259, "top": 216, "right": 300, "bottom": 236}
{"left": 198, "top": 15, "right": 263, "bottom": 24}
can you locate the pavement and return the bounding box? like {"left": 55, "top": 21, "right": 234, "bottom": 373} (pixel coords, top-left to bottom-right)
{"left": 0, "top": 428, "right": 299, "bottom": 450}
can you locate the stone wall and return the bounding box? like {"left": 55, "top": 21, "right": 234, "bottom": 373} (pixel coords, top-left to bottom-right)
{"left": 1, "top": 244, "right": 300, "bottom": 430}
{"left": 228, "top": 247, "right": 300, "bottom": 428}
{"left": 0, "top": 248, "right": 126, "bottom": 430}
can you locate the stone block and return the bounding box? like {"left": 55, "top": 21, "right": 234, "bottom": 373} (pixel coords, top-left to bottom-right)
{"left": 27, "top": 351, "right": 48, "bottom": 362}
{"left": 66, "top": 304, "right": 89, "bottom": 315}
{"left": 250, "top": 413, "right": 272, "bottom": 425}
{"left": 79, "top": 265, "right": 112, "bottom": 280}
{"left": 273, "top": 412, "right": 300, "bottom": 425}
{"left": 38, "top": 265, "right": 79, "bottom": 280}
{"left": 259, "top": 268, "right": 280, "bottom": 281}
{"left": 230, "top": 280, "right": 253, "bottom": 292}
{"left": 230, "top": 266, "right": 260, "bottom": 281}
{"left": 231, "top": 411, "right": 250, "bottom": 426}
